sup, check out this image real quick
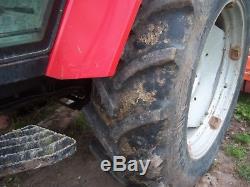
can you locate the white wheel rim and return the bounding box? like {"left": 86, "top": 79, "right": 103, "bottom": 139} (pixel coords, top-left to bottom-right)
{"left": 187, "top": 2, "right": 246, "bottom": 159}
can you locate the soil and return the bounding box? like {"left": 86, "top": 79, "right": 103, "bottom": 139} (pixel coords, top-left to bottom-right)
{"left": 196, "top": 119, "right": 250, "bottom": 187}
{"left": 196, "top": 151, "right": 248, "bottom": 187}
{"left": 3, "top": 134, "right": 121, "bottom": 187}
{"left": 0, "top": 107, "right": 249, "bottom": 187}
{"left": 0, "top": 115, "right": 9, "bottom": 130}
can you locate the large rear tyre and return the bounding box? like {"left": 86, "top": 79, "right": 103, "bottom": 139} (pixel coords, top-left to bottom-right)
{"left": 83, "top": 0, "right": 250, "bottom": 186}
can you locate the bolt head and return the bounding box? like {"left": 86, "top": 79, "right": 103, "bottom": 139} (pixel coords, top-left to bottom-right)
{"left": 229, "top": 46, "right": 241, "bottom": 61}
{"left": 209, "top": 116, "right": 221, "bottom": 129}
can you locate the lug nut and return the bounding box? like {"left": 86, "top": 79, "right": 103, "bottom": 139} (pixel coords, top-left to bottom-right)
{"left": 209, "top": 116, "right": 221, "bottom": 129}
{"left": 229, "top": 46, "right": 241, "bottom": 61}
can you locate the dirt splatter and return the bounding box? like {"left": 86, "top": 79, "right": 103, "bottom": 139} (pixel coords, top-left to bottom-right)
{"left": 150, "top": 155, "right": 163, "bottom": 169}
{"left": 163, "top": 39, "right": 170, "bottom": 44}
{"left": 157, "top": 77, "right": 166, "bottom": 86}
{"left": 138, "top": 23, "right": 166, "bottom": 46}
{"left": 119, "top": 137, "right": 137, "bottom": 156}
{"left": 156, "top": 69, "right": 167, "bottom": 87}
{"left": 119, "top": 82, "right": 156, "bottom": 118}
{"left": 136, "top": 82, "right": 157, "bottom": 103}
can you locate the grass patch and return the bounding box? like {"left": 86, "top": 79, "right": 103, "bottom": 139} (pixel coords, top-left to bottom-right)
{"left": 74, "top": 114, "right": 89, "bottom": 131}
{"left": 225, "top": 145, "right": 247, "bottom": 160}
{"left": 237, "top": 164, "right": 250, "bottom": 182}
{"left": 3, "top": 176, "right": 21, "bottom": 187}
{"left": 235, "top": 93, "right": 250, "bottom": 122}
{"left": 228, "top": 93, "right": 250, "bottom": 183}
{"left": 11, "top": 101, "right": 58, "bottom": 129}
{"left": 67, "top": 113, "right": 90, "bottom": 138}
{"left": 233, "top": 133, "right": 250, "bottom": 145}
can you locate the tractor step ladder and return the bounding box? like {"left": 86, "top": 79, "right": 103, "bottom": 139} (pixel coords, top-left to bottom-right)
{"left": 0, "top": 125, "right": 76, "bottom": 177}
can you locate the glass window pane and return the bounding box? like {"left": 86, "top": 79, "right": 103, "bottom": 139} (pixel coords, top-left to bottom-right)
{"left": 0, "top": 0, "right": 54, "bottom": 48}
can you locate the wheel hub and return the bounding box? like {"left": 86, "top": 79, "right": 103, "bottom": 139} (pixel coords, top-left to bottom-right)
{"left": 187, "top": 1, "right": 246, "bottom": 159}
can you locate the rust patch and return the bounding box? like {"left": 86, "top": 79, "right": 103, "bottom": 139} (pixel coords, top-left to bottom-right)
{"left": 229, "top": 46, "right": 241, "bottom": 61}
{"left": 209, "top": 116, "right": 222, "bottom": 129}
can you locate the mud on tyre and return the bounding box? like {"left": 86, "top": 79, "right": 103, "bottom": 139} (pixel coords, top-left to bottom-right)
{"left": 83, "top": 0, "right": 250, "bottom": 186}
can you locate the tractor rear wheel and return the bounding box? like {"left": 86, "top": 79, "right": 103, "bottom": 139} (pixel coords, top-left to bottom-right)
{"left": 84, "top": 0, "right": 250, "bottom": 186}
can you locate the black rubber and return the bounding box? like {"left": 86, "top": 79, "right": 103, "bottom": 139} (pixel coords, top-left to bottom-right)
{"left": 83, "top": 0, "right": 250, "bottom": 186}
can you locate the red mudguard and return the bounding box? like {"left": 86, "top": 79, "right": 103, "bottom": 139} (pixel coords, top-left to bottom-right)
{"left": 46, "top": 0, "right": 141, "bottom": 79}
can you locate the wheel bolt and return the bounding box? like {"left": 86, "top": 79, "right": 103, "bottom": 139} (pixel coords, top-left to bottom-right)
{"left": 229, "top": 46, "right": 241, "bottom": 61}
{"left": 209, "top": 116, "right": 221, "bottom": 129}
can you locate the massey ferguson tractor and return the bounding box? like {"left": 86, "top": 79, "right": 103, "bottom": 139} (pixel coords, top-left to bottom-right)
{"left": 0, "top": 0, "right": 249, "bottom": 187}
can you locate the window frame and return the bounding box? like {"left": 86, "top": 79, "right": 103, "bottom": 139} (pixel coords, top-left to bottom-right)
{"left": 0, "top": 0, "right": 66, "bottom": 64}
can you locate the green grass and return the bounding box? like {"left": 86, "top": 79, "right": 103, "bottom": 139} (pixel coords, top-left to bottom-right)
{"left": 225, "top": 145, "right": 247, "bottom": 160}
{"left": 237, "top": 164, "right": 250, "bottom": 182}
{"left": 233, "top": 133, "right": 250, "bottom": 145}
{"left": 67, "top": 113, "right": 90, "bottom": 138}
{"left": 11, "top": 102, "right": 58, "bottom": 129}
{"left": 227, "top": 93, "right": 250, "bottom": 183}
{"left": 74, "top": 114, "right": 89, "bottom": 131}
{"left": 225, "top": 144, "right": 250, "bottom": 182}
{"left": 3, "top": 176, "right": 21, "bottom": 187}
{"left": 235, "top": 93, "right": 250, "bottom": 122}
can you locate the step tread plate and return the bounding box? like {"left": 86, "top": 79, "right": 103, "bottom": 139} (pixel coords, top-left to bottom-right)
{"left": 0, "top": 125, "right": 76, "bottom": 177}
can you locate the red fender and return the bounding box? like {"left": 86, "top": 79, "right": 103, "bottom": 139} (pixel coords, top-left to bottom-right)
{"left": 46, "top": 0, "right": 142, "bottom": 79}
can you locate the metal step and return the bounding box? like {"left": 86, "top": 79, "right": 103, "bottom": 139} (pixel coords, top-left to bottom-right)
{"left": 0, "top": 125, "right": 76, "bottom": 177}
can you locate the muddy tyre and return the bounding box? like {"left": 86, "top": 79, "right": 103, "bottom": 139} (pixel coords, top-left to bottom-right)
{"left": 83, "top": 0, "right": 250, "bottom": 186}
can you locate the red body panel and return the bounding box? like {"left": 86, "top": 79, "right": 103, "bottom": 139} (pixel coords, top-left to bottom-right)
{"left": 46, "top": 0, "right": 141, "bottom": 79}
{"left": 244, "top": 56, "right": 250, "bottom": 81}
{"left": 242, "top": 56, "right": 250, "bottom": 93}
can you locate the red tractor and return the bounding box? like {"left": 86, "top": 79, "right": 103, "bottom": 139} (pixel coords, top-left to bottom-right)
{"left": 0, "top": 0, "right": 249, "bottom": 186}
